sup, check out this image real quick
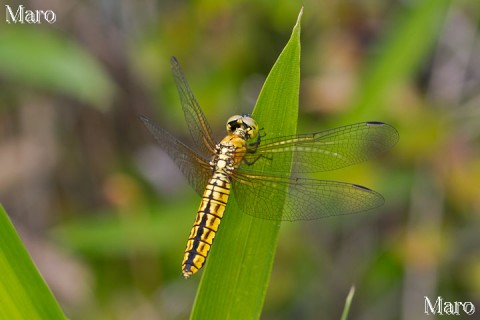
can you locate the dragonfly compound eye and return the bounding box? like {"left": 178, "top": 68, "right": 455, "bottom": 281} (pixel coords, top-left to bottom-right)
{"left": 242, "top": 116, "right": 259, "bottom": 140}
{"left": 226, "top": 115, "right": 243, "bottom": 134}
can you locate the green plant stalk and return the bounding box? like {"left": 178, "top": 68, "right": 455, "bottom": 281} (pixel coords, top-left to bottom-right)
{"left": 0, "top": 204, "right": 67, "bottom": 319}
{"left": 340, "top": 286, "right": 355, "bottom": 320}
{"left": 190, "top": 8, "right": 302, "bottom": 320}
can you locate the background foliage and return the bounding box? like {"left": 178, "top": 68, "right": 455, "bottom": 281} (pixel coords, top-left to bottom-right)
{"left": 0, "top": 0, "right": 479, "bottom": 319}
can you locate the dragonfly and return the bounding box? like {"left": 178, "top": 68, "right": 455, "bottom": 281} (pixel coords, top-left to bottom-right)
{"left": 140, "top": 57, "right": 399, "bottom": 278}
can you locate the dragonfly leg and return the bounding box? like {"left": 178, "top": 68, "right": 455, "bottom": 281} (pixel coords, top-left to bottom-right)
{"left": 242, "top": 153, "right": 272, "bottom": 166}
{"left": 247, "top": 128, "right": 264, "bottom": 151}
{"left": 244, "top": 128, "right": 270, "bottom": 165}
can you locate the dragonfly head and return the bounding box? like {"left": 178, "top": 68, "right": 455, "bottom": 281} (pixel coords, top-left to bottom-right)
{"left": 226, "top": 114, "right": 259, "bottom": 140}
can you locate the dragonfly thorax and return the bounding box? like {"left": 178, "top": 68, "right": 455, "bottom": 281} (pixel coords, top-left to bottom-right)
{"left": 209, "top": 143, "right": 233, "bottom": 173}
{"left": 210, "top": 132, "right": 250, "bottom": 175}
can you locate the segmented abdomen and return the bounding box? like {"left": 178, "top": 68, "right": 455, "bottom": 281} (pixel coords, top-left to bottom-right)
{"left": 182, "top": 172, "right": 231, "bottom": 278}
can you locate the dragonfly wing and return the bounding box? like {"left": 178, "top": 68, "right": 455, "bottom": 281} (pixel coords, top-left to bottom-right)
{"left": 140, "top": 115, "right": 212, "bottom": 196}
{"left": 232, "top": 169, "right": 384, "bottom": 221}
{"left": 171, "top": 57, "right": 217, "bottom": 157}
{"left": 243, "top": 122, "right": 399, "bottom": 174}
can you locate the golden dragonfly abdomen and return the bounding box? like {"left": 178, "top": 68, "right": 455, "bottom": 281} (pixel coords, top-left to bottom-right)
{"left": 182, "top": 173, "right": 229, "bottom": 277}
{"left": 183, "top": 122, "right": 256, "bottom": 278}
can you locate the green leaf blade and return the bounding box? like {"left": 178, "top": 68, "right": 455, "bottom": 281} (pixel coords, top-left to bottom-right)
{"left": 0, "top": 204, "right": 67, "bottom": 319}
{"left": 190, "top": 8, "right": 302, "bottom": 320}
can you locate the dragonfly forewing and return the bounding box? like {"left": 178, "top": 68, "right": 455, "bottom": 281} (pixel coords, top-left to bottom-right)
{"left": 170, "top": 57, "right": 217, "bottom": 157}
{"left": 243, "top": 122, "right": 399, "bottom": 174}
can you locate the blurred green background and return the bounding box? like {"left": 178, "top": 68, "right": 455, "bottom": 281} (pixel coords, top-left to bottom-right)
{"left": 1, "top": 0, "right": 479, "bottom": 319}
